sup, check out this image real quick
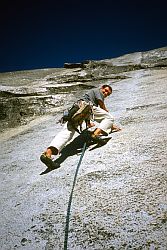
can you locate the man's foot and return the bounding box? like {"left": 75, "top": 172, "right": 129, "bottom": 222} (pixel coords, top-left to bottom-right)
{"left": 40, "top": 152, "right": 59, "bottom": 169}
{"left": 110, "top": 125, "right": 122, "bottom": 133}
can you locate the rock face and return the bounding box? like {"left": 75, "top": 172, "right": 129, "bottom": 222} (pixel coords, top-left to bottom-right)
{"left": 1, "top": 47, "right": 166, "bottom": 132}
{"left": 0, "top": 47, "right": 167, "bottom": 249}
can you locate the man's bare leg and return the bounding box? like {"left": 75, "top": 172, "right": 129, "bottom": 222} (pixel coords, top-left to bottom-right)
{"left": 93, "top": 128, "right": 106, "bottom": 136}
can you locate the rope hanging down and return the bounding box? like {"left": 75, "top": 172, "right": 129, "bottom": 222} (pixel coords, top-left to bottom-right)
{"left": 64, "top": 142, "right": 87, "bottom": 250}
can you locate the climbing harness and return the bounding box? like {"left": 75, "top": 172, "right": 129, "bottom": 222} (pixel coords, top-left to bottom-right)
{"left": 60, "top": 100, "right": 93, "bottom": 133}
{"left": 64, "top": 142, "right": 87, "bottom": 250}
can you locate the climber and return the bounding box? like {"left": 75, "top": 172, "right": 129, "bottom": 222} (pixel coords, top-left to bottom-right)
{"left": 40, "top": 84, "right": 121, "bottom": 169}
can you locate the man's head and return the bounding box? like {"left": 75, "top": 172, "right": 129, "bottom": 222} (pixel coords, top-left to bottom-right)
{"left": 101, "top": 85, "right": 112, "bottom": 97}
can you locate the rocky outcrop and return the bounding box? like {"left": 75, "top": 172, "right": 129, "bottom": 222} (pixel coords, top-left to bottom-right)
{"left": 0, "top": 69, "right": 95, "bottom": 131}
{"left": 64, "top": 47, "right": 167, "bottom": 71}
{"left": 0, "top": 46, "right": 167, "bottom": 132}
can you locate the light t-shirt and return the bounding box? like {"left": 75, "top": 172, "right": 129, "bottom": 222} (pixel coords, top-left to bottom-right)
{"left": 83, "top": 87, "right": 104, "bottom": 106}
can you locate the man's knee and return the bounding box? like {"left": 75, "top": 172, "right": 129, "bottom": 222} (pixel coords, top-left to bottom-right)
{"left": 106, "top": 113, "right": 114, "bottom": 123}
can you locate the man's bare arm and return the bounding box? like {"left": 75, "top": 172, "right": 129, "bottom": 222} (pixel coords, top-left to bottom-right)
{"left": 98, "top": 99, "right": 108, "bottom": 112}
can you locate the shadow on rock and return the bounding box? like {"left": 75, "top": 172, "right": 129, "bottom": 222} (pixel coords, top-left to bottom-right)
{"left": 40, "top": 130, "right": 112, "bottom": 175}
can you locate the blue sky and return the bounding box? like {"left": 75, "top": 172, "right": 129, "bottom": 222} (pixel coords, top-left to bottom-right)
{"left": 0, "top": 0, "right": 167, "bottom": 72}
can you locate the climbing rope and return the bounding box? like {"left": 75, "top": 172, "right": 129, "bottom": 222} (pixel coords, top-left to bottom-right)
{"left": 64, "top": 142, "right": 87, "bottom": 250}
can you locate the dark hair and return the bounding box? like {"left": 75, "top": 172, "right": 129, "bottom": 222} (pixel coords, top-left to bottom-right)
{"left": 101, "top": 84, "right": 112, "bottom": 92}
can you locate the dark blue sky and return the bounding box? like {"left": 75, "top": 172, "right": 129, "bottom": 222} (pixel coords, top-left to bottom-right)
{"left": 0, "top": 0, "right": 167, "bottom": 73}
